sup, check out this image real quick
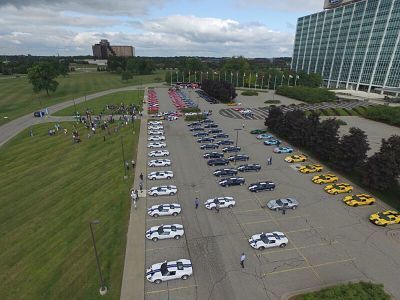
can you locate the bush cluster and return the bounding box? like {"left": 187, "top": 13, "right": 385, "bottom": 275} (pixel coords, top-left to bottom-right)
{"left": 201, "top": 79, "right": 237, "bottom": 103}
{"left": 365, "top": 105, "right": 400, "bottom": 126}
{"left": 241, "top": 90, "right": 258, "bottom": 96}
{"left": 276, "top": 86, "right": 336, "bottom": 103}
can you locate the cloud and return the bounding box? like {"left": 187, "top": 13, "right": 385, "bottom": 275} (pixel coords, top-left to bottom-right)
{"left": 0, "top": 0, "right": 167, "bottom": 16}
{"left": 235, "top": 0, "right": 322, "bottom": 13}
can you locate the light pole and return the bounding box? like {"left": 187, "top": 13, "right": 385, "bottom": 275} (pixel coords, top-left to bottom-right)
{"left": 170, "top": 71, "right": 172, "bottom": 86}
{"left": 234, "top": 128, "right": 242, "bottom": 148}
{"left": 73, "top": 99, "right": 78, "bottom": 121}
{"left": 121, "top": 136, "right": 127, "bottom": 179}
{"left": 89, "top": 220, "right": 107, "bottom": 295}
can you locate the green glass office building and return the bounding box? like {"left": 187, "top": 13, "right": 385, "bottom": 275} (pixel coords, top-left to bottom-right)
{"left": 292, "top": 0, "right": 400, "bottom": 93}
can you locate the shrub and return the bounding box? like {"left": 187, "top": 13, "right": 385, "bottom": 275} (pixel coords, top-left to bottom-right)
{"left": 185, "top": 115, "right": 205, "bottom": 122}
{"left": 276, "top": 86, "right": 336, "bottom": 103}
{"left": 241, "top": 90, "right": 258, "bottom": 96}
{"left": 181, "top": 107, "right": 201, "bottom": 113}
{"left": 264, "top": 100, "right": 281, "bottom": 104}
{"left": 364, "top": 105, "right": 400, "bottom": 126}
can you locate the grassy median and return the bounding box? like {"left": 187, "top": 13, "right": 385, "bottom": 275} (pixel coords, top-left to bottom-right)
{"left": 0, "top": 121, "right": 139, "bottom": 299}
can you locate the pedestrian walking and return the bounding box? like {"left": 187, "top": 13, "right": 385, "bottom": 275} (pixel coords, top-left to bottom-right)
{"left": 131, "top": 160, "right": 136, "bottom": 169}
{"left": 242, "top": 123, "right": 245, "bottom": 129}
{"left": 215, "top": 203, "right": 220, "bottom": 213}
{"left": 195, "top": 198, "right": 199, "bottom": 209}
{"left": 125, "top": 161, "right": 130, "bottom": 171}
{"left": 269, "top": 157, "right": 273, "bottom": 165}
{"left": 140, "top": 173, "right": 144, "bottom": 181}
{"left": 240, "top": 253, "right": 246, "bottom": 268}
{"left": 29, "top": 129, "right": 33, "bottom": 137}
{"left": 135, "top": 189, "right": 139, "bottom": 198}
{"left": 139, "top": 182, "right": 143, "bottom": 191}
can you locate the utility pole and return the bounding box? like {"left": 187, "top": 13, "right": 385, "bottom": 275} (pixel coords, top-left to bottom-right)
{"left": 89, "top": 220, "right": 107, "bottom": 295}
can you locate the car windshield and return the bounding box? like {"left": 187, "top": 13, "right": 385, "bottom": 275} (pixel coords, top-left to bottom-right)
{"left": 378, "top": 213, "right": 391, "bottom": 221}
{"left": 213, "top": 199, "right": 220, "bottom": 204}
{"left": 157, "top": 227, "right": 165, "bottom": 234}
{"left": 157, "top": 205, "right": 164, "bottom": 211}
{"left": 177, "top": 261, "right": 184, "bottom": 270}
{"left": 275, "top": 199, "right": 283, "bottom": 206}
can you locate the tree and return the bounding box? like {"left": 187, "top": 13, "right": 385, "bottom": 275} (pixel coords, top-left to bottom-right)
{"left": 361, "top": 135, "right": 400, "bottom": 191}
{"left": 121, "top": 71, "right": 133, "bottom": 82}
{"left": 201, "top": 80, "right": 237, "bottom": 102}
{"left": 27, "top": 62, "right": 59, "bottom": 96}
{"left": 312, "top": 119, "right": 340, "bottom": 161}
{"left": 297, "top": 71, "right": 323, "bottom": 88}
{"left": 265, "top": 106, "right": 285, "bottom": 135}
{"left": 282, "top": 110, "right": 309, "bottom": 147}
{"left": 335, "top": 127, "right": 370, "bottom": 173}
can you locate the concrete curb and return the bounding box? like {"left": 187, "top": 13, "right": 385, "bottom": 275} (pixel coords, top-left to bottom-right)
{"left": 120, "top": 88, "right": 148, "bottom": 300}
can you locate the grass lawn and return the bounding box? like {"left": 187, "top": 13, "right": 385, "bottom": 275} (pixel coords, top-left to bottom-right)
{"left": 0, "top": 70, "right": 165, "bottom": 125}
{"left": 54, "top": 90, "right": 144, "bottom": 116}
{"left": 0, "top": 121, "right": 139, "bottom": 299}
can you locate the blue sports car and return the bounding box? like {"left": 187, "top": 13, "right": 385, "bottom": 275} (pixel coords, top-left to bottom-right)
{"left": 257, "top": 134, "right": 274, "bottom": 140}
{"left": 273, "top": 147, "right": 293, "bottom": 153}
{"left": 264, "top": 139, "right": 281, "bottom": 146}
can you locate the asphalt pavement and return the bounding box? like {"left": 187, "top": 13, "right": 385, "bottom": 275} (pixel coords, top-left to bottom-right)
{"left": 141, "top": 87, "right": 400, "bottom": 300}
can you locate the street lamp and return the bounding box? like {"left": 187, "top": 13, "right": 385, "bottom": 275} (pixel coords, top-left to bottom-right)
{"left": 89, "top": 220, "right": 107, "bottom": 295}
{"left": 121, "top": 136, "right": 127, "bottom": 179}
{"left": 234, "top": 128, "right": 242, "bottom": 148}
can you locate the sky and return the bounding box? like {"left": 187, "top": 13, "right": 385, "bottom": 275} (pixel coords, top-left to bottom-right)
{"left": 0, "top": 0, "right": 323, "bottom": 57}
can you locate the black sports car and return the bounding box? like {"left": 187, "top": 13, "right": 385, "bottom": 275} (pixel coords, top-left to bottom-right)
{"left": 203, "top": 152, "right": 224, "bottom": 159}
{"left": 213, "top": 168, "right": 238, "bottom": 177}
{"left": 248, "top": 181, "right": 276, "bottom": 192}
{"left": 222, "top": 146, "right": 241, "bottom": 153}
{"left": 213, "top": 133, "right": 229, "bottom": 139}
{"left": 219, "top": 177, "right": 245, "bottom": 187}
{"left": 238, "top": 164, "right": 261, "bottom": 172}
{"left": 197, "top": 137, "right": 215, "bottom": 143}
{"left": 228, "top": 154, "right": 250, "bottom": 162}
{"left": 207, "top": 158, "right": 229, "bottom": 166}
{"left": 200, "top": 144, "right": 219, "bottom": 150}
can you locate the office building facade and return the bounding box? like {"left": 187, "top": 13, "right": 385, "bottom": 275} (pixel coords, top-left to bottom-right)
{"left": 292, "top": 0, "right": 400, "bottom": 93}
{"left": 92, "top": 39, "right": 134, "bottom": 59}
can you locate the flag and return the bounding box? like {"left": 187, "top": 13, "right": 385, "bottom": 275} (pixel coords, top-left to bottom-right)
{"left": 289, "top": 75, "right": 293, "bottom": 78}
{"left": 282, "top": 75, "right": 285, "bottom": 78}
{"left": 296, "top": 75, "right": 300, "bottom": 79}
{"left": 269, "top": 74, "right": 271, "bottom": 79}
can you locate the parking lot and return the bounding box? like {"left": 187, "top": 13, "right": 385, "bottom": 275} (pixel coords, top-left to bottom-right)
{"left": 143, "top": 87, "right": 400, "bottom": 299}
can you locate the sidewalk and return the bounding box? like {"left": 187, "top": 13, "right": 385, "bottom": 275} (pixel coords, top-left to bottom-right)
{"left": 120, "top": 88, "right": 148, "bottom": 300}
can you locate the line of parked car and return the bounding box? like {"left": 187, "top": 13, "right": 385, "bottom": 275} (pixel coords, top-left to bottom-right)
{"left": 252, "top": 128, "right": 400, "bottom": 227}
{"left": 168, "top": 88, "right": 197, "bottom": 109}
{"left": 196, "top": 90, "right": 218, "bottom": 104}
{"left": 148, "top": 89, "right": 159, "bottom": 114}
{"left": 145, "top": 119, "right": 193, "bottom": 284}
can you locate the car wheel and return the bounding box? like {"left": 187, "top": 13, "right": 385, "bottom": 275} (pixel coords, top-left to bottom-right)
{"left": 174, "top": 235, "right": 181, "bottom": 240}
{"left": 369, "top": 202, "right": 374, "bottom": 205}
{"left": 154, "top": 193, "right": 158, "bottom": 197}
{"left": 292, "top": 206, "right": 297, "bottom": 210}
{"left": 334, "top": 192, "right": 338, "bottom": 195}
{"left": 169, "top": 192, "right": 175, "bottom": 196}
{"left": 275, "top": 208, "right": 280, "bottom": 212}
{"left": 348, "top": 190, "right": 352, "bottom": 193}
{"left": 154, "top": 279, "right": 162, "bottom": 284}
{"left": 353, "top": 204, "right": 358, "bottom": 207}
{"left": 228, "top": 205, "right": 233, "bottom": 208}
{"left": 172, "top": 212, "right": 178, "bottom": 216}
{"left": 151, "top": 177, "right": 156, "bottom": 180}
{"left": 181, "top": 275, "right": 189, "bottom": 280}
{"left": 153, "top": 214, "right": 159, "bottom": 218}
{"left": 279, "top": 243, "right": 287, "bottom": 248}
{"left": 167, "top": 176, "right": 171, "bottom": 179}
{"left": 259, "top": 246, "right": 265, "bottom": 250}
{"left": 152, "top": 237, "right": 158, "bottom": 242}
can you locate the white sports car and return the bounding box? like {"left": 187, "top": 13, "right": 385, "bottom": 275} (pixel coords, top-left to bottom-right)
{"left": 248, "top": 232, "right": 288, "bottom": 250}
{"left": 148, "top": 171, "right": 174, "bottom": 180}
{"left": 148, "top": 150, "right": 170, "bottom": 157}
{"left": 148, "top": 135, "right": 166, "bottom": 141}
{"left": 148, "top": 185, "right": 177, "bottom": 197}
{"left": 147, "top": 203, "right": 181, "bottom": 217}
{"left": 204, "top": 197, "right": 235, "bottom": 210}
{"left": 148, "top": 130, "right": 164, "bottom": 136}
{"left": 149, "top": 121, "right": 163, "bottom": 126}
{"left": 146, "top": 224, "right": 184, "bottom": 241}
{"left": 146, "top": 259, "right": 192, "bottom": 284}
{"left": 148, "top": 159, "right": 171, "bottom": 167}
{"left": 147, "top": 142, "right": 167, "bottom": 149}
{"left": 148, "top": 125, "right": 164, "bottom": 130}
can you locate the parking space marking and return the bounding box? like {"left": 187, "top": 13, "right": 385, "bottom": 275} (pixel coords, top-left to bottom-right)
{"left": 261, "top": 258, "right": 355, "bottom": 277}
{"left": 146, "top": 217, "right": 182, "bottom": 223}
{"left": 255, "top": 241, "right": 339, "bottom": 256}
{"left": 241, "top": 214, "right": 306, "bottom": 226}
{"left": 146, "top": 245, "right": 186, "bottom": 252}
{"left": 234, "top": 208, "right": 264, "bottom": 214}
{"left": 242, "top": 219, "right": 274, "bottom": 226}
{"left": 285, "top": 226, "right": 323, "bottom": 234}
{"left": 146, "top": 284, "right": 198, "bottom": 295}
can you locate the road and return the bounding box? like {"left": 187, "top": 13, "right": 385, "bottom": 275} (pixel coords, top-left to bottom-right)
{"left": 0, "top": 83, "right": 162, "bottom": 147}
{"left": 142, "top": 87, "right": 400, "bottom": 299}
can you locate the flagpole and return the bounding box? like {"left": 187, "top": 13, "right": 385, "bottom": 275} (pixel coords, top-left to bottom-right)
{"left": 189, "top": 71, "right": 191, "bottom": 83}
{"left": 225, "top": 72, "right": 227, "bottom": 81}
{"left": 261, "top": 75, "right": 264, "bottom": 90}
{"left": 170, "top": 71, "right": 172, "bottom": 86}
{"left": 195, "top": 71, "right": 197, "bottom": 83}
{"left": 236, "top": 72, "right": 239, "bottom": 87}
{"left": 287, "top": 76, "right": 290, "bottom": 86}
{"left": 248, "top": 73, "right": 251, "bottom": 88}
{"left": 255, "top": 74, "right": 258, "bottom": 90}
{"left": 230, "top": 72, "right": 233, "bottom": 84}
{"left": 274, "top": 76, "right": 277, "bottom": 90}
{"left": 281, "top": 75, "right": 284, "bottom": 86}
{"left": 243, "top": 73, "right": 246, "bottom": 88}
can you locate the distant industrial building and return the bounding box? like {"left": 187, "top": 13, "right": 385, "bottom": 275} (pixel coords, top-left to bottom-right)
{"left": 92, "top": 39, "right": 134, "bottom": 59}
{"left": 292, "top": 0, "right": 400, "bottom": 94}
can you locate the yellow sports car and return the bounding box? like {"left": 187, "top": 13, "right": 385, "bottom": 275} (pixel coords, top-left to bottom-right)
{"left": 312, "top": 174, "right": 338, "bottom": 184}
{"left": 343, "top": 194, "right": 376, "bottom": 207}
{"left": 298, "top": 164, "right": 323, "bottom": 174}
{"left": 324, "top": 183, "right": 353, "bottom": 195}
{"left": 284, "top": 154, "right": 307, "bottom": 163}
{"left": 370, "top": 210, "right": 400, "bottom": 226}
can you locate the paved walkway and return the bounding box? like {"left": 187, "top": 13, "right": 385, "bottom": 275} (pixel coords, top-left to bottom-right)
{"left": 120, "top": 88, "right": 148, "bottom": 300}
{"left": 0, "top": 83, "right": 162, "bottom": 147}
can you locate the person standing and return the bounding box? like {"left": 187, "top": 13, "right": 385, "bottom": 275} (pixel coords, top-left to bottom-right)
{"left": 140, "top": 173, "right": 144, "bottom": 181}
{"left": 240, "top": 253, "right": 246, "bottom": 268}
{"left": 269, "top": 157, "right": 273, "bottom": 165}
{"left": 215, "top": 203, "right": 220, "bottom": 213}
{"left": 195, "top": 198, "right": 199, "bottom": 209}
{"left": 131, "top": 160, "right": 136, "bottom": 169}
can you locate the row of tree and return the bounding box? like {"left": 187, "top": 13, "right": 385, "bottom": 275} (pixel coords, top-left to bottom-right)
{"left": 107, "top": 56, "right": 156, "bottom": 75}
{"left": 265, "top": 107, "right": 400, "bottom": 191}
{"left": 201, "top": 80, "right": 237, "bottom": 103}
